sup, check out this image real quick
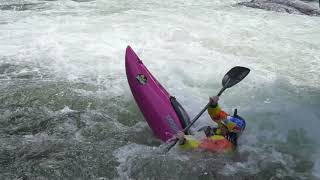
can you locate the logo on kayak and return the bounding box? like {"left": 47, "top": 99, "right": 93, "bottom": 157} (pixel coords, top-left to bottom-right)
{"left": 136, "top": 74, "right": 147, "bottom": 85}
{"left": 166, "top": 115, "right": 179, "bottom": 132}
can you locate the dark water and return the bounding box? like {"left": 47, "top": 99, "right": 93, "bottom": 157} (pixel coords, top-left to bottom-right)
{"left": 1, "top": 0, "right": 320, "bottom": 179}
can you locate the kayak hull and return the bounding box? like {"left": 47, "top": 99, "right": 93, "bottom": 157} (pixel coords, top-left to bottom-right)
{"left": 125, "top": 46, "right": 189, "bottom": 141}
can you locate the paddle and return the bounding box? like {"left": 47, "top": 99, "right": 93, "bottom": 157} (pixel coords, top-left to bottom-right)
{"left": 164, "top": 66, "right": 250, "bottom": 152}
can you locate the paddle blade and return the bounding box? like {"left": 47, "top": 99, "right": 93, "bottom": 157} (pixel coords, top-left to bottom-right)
{"left": 222, "top": 66, "right": 250, "bottom": 88}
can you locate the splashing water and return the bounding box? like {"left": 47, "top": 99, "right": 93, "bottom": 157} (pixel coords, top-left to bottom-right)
{"left": 0, "top": 0, "right": 319, "bottom": 179}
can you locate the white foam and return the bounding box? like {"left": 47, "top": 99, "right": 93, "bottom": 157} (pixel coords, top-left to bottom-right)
{"left": 1, "top": 0, "right": 319, "bottom": 178}
{"left": 60, "top": 106, "right": 76, "bottom": 114}
{"left": 113, "top": 143, "right": 155, "bottom": 179}
{"left": 313, "top": 157, "right": 320, "bottom": 179}
{"left": 23, "top": 132, "right": 50, "bottom": 143}
{"left": 113, "top": 142, "right": 190, "bottom": 178}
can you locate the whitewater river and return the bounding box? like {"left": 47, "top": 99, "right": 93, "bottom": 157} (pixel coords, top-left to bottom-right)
{"left": 0, "top": 0, "right": 319, "bottom": 179}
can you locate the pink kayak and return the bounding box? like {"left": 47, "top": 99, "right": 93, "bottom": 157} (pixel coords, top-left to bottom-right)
{"left": 125, "top": 46, "right": 190, "bottom": 141}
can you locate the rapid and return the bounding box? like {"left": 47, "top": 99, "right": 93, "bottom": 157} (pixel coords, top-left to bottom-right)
{"left": 0, "top": 0, "right": 319, "bottom": 179}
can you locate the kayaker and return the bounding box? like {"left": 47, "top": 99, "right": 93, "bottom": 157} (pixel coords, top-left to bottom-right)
{"left": 172, "top": 96, "right": 246, "bottom": 153}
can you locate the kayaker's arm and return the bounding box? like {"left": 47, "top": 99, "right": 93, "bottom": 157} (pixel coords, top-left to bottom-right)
{"left": 208, "top": 96, "right": 228, "bottom": 122}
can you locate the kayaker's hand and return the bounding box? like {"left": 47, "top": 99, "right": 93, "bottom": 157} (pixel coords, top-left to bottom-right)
{"left": 167, "top": 131, "right": 184, "bottom": 143}
{"left": 175, "top": 131, "right": 185, "bottom": 140}
{"left": 175, "top": 131, "right": 186, "bottom": 145}
{"left": 209, "top": 96, "right": 219, "bottom": 106}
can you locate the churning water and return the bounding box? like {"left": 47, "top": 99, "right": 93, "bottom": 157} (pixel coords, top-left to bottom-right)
{"left": 0, "top": 0, "right": 319, "bottom": 179}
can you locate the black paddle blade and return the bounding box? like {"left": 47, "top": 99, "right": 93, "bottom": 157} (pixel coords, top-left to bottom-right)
{"left": 222, "top": 66, "right": 250, "bottom": 88}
